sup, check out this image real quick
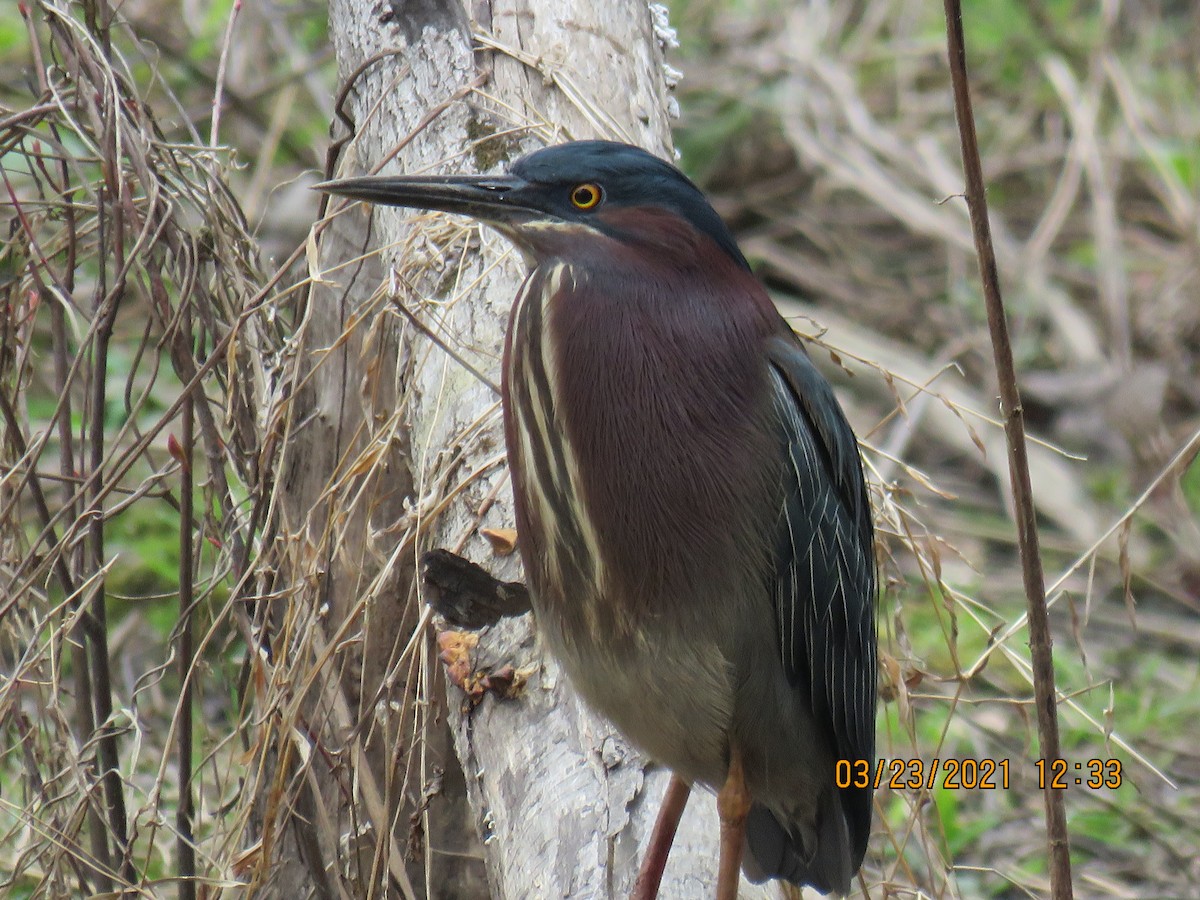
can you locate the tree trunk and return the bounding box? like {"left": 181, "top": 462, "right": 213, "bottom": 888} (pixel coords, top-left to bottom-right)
{"left": 275, "top": 1, "right": 780, "bottom": 896}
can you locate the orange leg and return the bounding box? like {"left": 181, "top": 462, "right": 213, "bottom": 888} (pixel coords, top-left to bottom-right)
{"left": 715, "top": 748, "right": 750, "bottom": 900}
{"left": 633, "top": 775, "right": 691, "bottom": 900}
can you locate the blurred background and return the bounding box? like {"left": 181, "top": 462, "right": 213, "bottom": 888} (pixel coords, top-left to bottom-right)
{"left": 2, "top": 0, "right": 1198, "bottom": 896}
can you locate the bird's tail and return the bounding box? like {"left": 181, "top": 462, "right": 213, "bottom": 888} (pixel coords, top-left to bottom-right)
{"left": 742, "top": 793, "right": 854, "bottom": 897}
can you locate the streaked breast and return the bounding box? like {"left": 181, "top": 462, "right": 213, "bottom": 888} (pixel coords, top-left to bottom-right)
{"left": 503, "top": 263, "right": 607, "bottom": 625}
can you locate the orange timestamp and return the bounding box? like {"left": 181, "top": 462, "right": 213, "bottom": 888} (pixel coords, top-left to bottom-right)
{"left": 1034, "top": 758, "right": 1122, "bottom": 789}
{"left": 836, "top": 758, "right": 1125, "bottom": 791}
{"left": 837, "top": 758, "right": 1011, "bottom": 790}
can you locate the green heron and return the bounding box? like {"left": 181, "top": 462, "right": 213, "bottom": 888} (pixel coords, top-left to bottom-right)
{"left": 318, "top": 140, "right": 877, "bottom": 898}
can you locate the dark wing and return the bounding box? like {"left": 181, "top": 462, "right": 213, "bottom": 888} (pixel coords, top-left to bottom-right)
{"left": 767, "top": 335, "right": 877, "bottom": 857}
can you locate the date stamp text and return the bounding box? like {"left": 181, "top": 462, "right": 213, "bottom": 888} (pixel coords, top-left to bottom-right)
{"left": 836, "top": 758, "right": 1123, "bottom": 791}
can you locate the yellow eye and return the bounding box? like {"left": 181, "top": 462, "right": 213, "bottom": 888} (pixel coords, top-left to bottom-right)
{"left": 570, "top": 183, "right": 602, "bottom": 210}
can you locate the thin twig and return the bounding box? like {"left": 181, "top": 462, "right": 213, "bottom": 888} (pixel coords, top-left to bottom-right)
{"left": 209, "top": 0, "right": 242, "bottom": 147}
{"left": 941, "top": 3, "right": 1074, "bottom": 898}
{"left": 176, "top": 331, "right": 197, "bottom": 899}
{"left": 87, "top": 179, "right": 135, "bottom": 889}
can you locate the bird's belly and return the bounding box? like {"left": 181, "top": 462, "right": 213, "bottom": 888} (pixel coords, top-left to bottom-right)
{"left": 534, "top": 593, "right": 737, "bottom": 789}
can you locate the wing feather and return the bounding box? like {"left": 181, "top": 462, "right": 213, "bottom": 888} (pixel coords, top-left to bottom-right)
{"left": 767, "top": 335, "right": 877, "bottom": 856}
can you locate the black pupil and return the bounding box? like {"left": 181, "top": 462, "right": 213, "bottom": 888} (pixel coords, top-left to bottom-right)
{"left": 574, "top": 186, "right": 594, "bottom": 205}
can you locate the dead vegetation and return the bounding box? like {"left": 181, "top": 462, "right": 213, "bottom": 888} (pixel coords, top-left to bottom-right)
{"left": 1, "top": 0, "right": 1198, "bottom": 897}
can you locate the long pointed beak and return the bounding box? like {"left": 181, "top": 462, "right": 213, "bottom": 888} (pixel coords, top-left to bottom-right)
{"left": 314, "top": 173, "right": 539, "bottom": 225}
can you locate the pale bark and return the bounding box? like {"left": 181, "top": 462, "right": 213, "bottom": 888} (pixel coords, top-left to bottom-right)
{"left": 298, "top": 1, "right": 784, "bottom": 896}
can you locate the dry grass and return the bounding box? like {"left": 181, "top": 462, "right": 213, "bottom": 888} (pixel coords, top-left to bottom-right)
{"left": 0, "top": 0, "right": 328, "bottom": 894}
{"left": 2, "top": 0, "right": 1199, "bottom": 897}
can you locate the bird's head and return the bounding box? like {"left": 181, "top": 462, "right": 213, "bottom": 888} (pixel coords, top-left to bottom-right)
{"left": 316, "top": 140, "right": 749, "bottom": 272}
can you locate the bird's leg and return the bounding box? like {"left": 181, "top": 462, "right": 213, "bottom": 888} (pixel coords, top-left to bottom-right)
{"left": 715, "top": 748, "right": 750, "bottom": 900}
{"left": 632, "top": 775, "right": 691, "bottom": 900}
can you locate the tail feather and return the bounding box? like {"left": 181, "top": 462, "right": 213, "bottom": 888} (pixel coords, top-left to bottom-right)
{"left": 743, "top": 798, "right": 854, "bottom": 896}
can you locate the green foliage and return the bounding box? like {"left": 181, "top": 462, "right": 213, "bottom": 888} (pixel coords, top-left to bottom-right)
{"left": 0, "top": 12, "right": 23, "bottom": 55}
{"left": 931, "top": 781, "right": 1000, "bottom": 859}
{"left": 107, "top": 500, "right": 182, "bottom": 600}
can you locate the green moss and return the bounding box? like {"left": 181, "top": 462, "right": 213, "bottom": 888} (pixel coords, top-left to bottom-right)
{"left": 467, "top": 115, "right": 516, "bottom": 171}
